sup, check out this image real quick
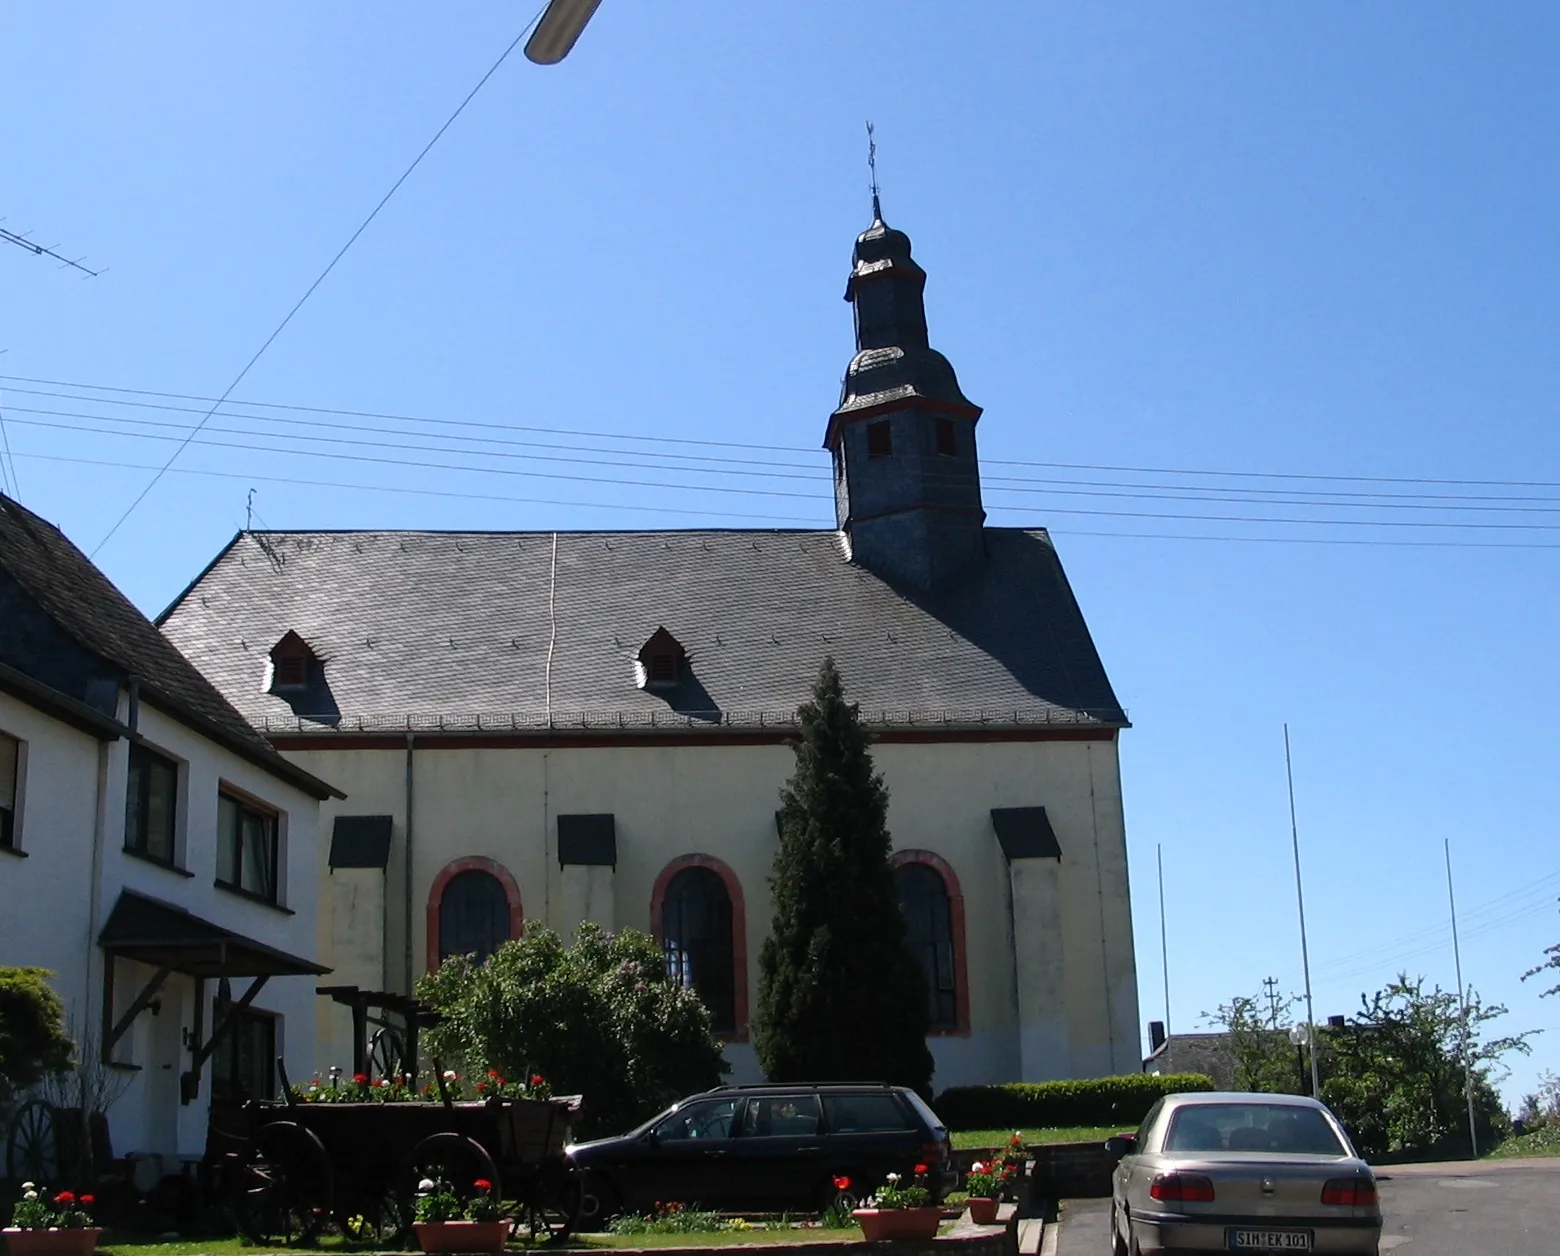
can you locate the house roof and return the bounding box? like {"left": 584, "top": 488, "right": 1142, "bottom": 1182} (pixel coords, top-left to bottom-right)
{"left": 0, "top": 494, "right": 340, "bottom": 798}
{"left": 157, "top": 527, "right": 1126, "bottom": 737}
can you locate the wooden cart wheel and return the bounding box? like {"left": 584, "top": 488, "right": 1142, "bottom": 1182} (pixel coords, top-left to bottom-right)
{"left": 405, "top": 1132, "right": 501, "bottom": 1215}
{"left": 518, "top": 1162, "right": 582, "bottom": 1243}
{"left": 6, "top": 1100, "right": 57, "bottom": 1183}
{"left": 233, "top": 1120, "right": 333, "bottom": 1247}
{"left": 368, "top": 1026, "right": 406, "bottom": 1082}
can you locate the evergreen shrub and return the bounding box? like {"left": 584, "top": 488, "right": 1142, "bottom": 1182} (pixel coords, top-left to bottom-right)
{"left": 933, "top": 1072, "right": 1215, "bottom": 1131}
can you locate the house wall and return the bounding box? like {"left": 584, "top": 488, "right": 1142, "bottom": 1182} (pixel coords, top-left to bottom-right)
{"left": 286, "top": 733, "right": 1139, "bottom": 1097}
{"left": 0, "top": 690, "right": 323, "bottom": 1179}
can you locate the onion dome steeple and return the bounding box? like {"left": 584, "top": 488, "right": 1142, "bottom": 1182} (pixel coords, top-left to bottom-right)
{"left": 824, "top": 203, "right": 985, "bottom": 591}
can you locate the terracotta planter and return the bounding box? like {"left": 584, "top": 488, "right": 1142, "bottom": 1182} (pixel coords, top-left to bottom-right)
{"left": 413, "top": 1220, "right": 510, "bottom": 1253}
{"left": 967, "top": 1196, "right": 1000, "bottom": 1225}
{"left": 853, "top": 1207, "right": 943, "bottom": 1241}
{"left": 2, "top": 1228, "right": 102, "bottom": 1256}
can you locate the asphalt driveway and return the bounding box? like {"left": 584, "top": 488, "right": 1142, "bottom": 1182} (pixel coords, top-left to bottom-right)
{"left": 1053, "top": 1156, "right": 1560, "bottom": 1255}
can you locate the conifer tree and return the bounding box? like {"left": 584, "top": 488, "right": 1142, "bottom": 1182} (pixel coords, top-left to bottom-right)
{"left": 754, "top": 657, "right": 933, "bottom": 1094}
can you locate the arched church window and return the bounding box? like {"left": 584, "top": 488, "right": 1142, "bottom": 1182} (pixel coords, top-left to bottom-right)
{"left": 437, "top": 869, "right": 511, "bottom": 964}
{"left": 661, "top": 866, "right": 736, "bottom": 1032}
{"left": 895, "top": 861, "right": 958, "bottom": 1030}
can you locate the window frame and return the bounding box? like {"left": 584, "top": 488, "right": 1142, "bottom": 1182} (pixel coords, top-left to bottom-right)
{"left": 216, "top": 788, "right": 282, "bottom": 906}
{"left": 425, "top": 857, "right": 523, "bottom": 973}
{"left": 934, "top": 417, "right": 958, "bottom": 457}
{"left": 651, "top": 854, "right": 749, "bottom": 1042}
{"left": 210, "top": 1006, "right": 278, "bottom": 1104}
{"left": 0, "top": 731, "right": 20, "bottom": 853}
{"left": 660, "top": 865, "right": 737, "bottom": 1034}
{"left": 890, "top": 849, "right": 970, "bottom": 1037}
{"left": 124, "top": 742, "right": 182, "bottom": 869}
{"left": 866, "top": 420, "right": 894, "bottom": 459}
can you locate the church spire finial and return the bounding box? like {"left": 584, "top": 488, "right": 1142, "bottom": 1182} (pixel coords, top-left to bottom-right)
{"left": 866, "top": 120, "right": 882, "bottom": 221}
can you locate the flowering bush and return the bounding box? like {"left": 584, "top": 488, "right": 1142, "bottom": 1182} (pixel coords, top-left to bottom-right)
{"left": 291, "top": 1067, "right": 551, "bottom": 1103}
{"left": 866, "top": 1165, "right": 932, "bottom": 1210}
{"left": 412, "top": 1177, "right": 463, "bottom": 1224}
{"left": 607, "top": 1202, "right": 729, "bottom": 1234}
{"left": 965, "top": 1158, "right": 1017, "bottom": 1199}
{"left": 464, "top": 1180, "right": 500, "bottom": 1223}
{"left": 10, "top": 1185, "right": 95, "bottom": 1230}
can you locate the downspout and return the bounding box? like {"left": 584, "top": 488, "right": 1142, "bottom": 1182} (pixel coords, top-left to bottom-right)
{"left": 403, "top": 731, "right": 415, "bottom": 994}
{"left": 84, "top": 680, "right": 132, "bottom": 1018}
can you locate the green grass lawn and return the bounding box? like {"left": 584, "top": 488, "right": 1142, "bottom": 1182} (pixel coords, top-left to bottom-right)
{"left": 950, "top": 1125, "right": 1122, "bottom": 1150}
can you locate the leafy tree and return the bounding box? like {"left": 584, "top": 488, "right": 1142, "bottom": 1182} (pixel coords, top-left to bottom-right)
{"left": 753, "top": 657, "right": 933, "bottom": 1095}
{"left": 1319, "top": 975, "right": 1526, "bottom": 1158}
{"left": 418, "top": 923, "right": 726, "bottom": 1138}
{"left": 0, "top": 967, "right": 73, "bottom": 1111}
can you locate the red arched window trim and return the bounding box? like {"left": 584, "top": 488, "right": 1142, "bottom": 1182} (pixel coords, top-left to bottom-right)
{"left": 650, "top": 854, "right": 749, "bottom": 1043}
{"left": 891, "top": 849, "right": 970, "bottom": 1038}
{"left": 425, "top": 857, "right": 524, "bottom": 975}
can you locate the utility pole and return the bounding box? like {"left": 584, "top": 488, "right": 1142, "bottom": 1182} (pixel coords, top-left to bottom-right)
{"left": 1445, "top": 839, "right": 1479, "bottom": 1158}
{"left": 1262, "top": 976, "right": 1283, "bottom": 1029}
{"left": 1284, "top": 724, "right": 1322, "bottom": 1100}
{"left": 1157, "top": 843, "right": 1171, "bottom": 1036}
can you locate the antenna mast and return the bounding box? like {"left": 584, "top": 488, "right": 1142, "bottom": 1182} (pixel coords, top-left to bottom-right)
{"left": 0, "top": 224, "right": 101, "bottom": 277}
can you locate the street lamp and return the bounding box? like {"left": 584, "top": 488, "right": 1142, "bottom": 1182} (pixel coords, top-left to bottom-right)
{"left": 525, "top": 0, "right": 605, "bottom": 64}
{"left": 1289, "top": 1024, "right": 1311, "bottom": 1096}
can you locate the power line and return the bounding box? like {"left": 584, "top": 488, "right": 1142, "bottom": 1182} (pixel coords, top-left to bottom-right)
{"left": 87, "top": 4, "right": 550, "bottom": 557}
{"left": 0, "top": 392, "right": 17, "bottom": 497}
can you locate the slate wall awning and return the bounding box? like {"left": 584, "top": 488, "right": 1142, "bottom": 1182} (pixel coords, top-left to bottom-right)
{"left": 558, "top": 814, "right": 616, "bottom": 867}
{"left": 97, "top": 889, "right": 329, "bottom": 977}
{"left": 991, "top": 807, "right": 1062, "bottom": 861}
{"left": 329, "top": 815, "right": 394, "bottom": 869}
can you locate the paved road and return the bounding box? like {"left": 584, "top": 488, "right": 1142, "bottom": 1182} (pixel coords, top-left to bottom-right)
{"left": 1053, "top": 1157, "right": 1560, "bottom": 1255}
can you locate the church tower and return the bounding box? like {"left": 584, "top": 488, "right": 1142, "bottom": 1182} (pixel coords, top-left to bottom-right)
{"left": 825, "top": 200, "right": 986, "bottom": 590}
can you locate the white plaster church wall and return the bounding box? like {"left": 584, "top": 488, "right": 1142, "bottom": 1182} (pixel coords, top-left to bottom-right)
{"left": 288, "top": 733, "right": 1138, "bottom": 1098}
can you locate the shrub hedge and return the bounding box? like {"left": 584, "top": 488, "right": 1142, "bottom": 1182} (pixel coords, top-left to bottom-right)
{"left": 933, "top": 1072, "right": 1215, "bottom": 1131}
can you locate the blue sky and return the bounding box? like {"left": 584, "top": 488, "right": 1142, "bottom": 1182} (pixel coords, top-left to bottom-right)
{"left": 5, "top": 4, "right": 1559, "bottom": 1104}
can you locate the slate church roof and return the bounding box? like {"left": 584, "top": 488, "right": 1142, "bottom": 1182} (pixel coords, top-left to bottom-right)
{"left": 157, "top": 526, "right": 1126, "bottom": 737}
{"left": 0, "top": 492, "right": 338, "bottom": 796}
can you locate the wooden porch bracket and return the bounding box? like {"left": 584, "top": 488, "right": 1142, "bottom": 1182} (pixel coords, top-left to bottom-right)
{"left": 102, "top": 960, "right": 174, "bottom": 1057}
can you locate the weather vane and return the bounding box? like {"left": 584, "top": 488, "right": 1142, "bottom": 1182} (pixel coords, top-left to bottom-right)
{"left": 866, "top": 120, "right": 881, "bottom": 218}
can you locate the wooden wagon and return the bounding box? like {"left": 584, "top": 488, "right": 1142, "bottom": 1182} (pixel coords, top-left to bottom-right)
{"left": 222, "top": 1087, "right": 582, "bottom": 1246}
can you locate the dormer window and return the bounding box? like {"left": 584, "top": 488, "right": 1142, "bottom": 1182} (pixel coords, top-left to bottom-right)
{"left": 636, "top": 626, "right": 687, "bottom": 691}
{"left": 867, "top": 420, "right": 893, "bottom": 458}
{"left": 268, "top": 631, "right": 317, "bottom": 693}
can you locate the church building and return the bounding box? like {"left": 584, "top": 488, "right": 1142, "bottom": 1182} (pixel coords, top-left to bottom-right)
{"left": 159, "top": 206, "right": 1141, "bottom": 1091}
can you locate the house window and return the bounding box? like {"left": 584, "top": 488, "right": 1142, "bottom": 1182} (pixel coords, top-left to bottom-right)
{"left": 273, "top": 655, "right": 308, "bottom": 689}
{"left": 211, "top": 1008, "right": 276, "bottom": 1103}
{"left": 661, "top": 866, "right": 736, "bottom": 1033}
{"left": 935, "top": 418, "right": 957, "bottom": 457}
{"left": 125, "top": 744, "right": 179, "bottom": 865}
{"left": 268, "top": 631, "right": 317, "bottom": 694}
{"left": 217, "top": 792, "right": 280, "bottom": 903}
{"left": 867, "top": 420, "right": 893, "bottom": 459}
{"left": 438, "top": 869, "right": 511, "bottom": 964}
{"left": 648, "top": 652, "right": 679, "bottom": 685}
{"left": 895, "top": 862, "right": 958, "bottom": 1030}
{"left": 0, "top": 733, "right": 18, "bottom": 851}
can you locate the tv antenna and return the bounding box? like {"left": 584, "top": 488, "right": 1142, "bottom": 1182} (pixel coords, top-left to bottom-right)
{"left": 865, "top": 121, "right": 882, "bottom": 218}
{"left": 0, "top": 223, "right": 101, "bottom": 277}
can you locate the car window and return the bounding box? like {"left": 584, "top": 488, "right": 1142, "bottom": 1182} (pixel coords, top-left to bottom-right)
{"left": 1135, "top": 1098, "right": 1164, "bottom": 1149}
{"left": 900, "top": 1089, "right": 947, "bottom": 1135}
{"left": 823, "top": 1094, "right": 915, "bottom": 1132}
{"left": 1163, "top": 1103, "right": 1347, "bottom": 1155}
{"left": 655, "top": 1097, "right": 739, "bottom": 1141}
{"left": 736, "top": 1094, "right": 823, "bottom": 1138}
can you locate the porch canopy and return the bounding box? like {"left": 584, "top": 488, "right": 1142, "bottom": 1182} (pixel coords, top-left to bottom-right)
{"left": 98, "top": 888, "right": 327, "bottom": 978}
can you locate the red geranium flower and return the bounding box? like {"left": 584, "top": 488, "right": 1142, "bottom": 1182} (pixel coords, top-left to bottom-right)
{"left": 913, "top": 1164, "right": 928, "bottom": 1175}
{"left": 79, "top": 1196, "right": 94, "bottom": 1207}
{"left": 474, "top": 1179, "right": 492, "bottom": 1192}
{"left": 353, "top": 1073, "right": 369, "bottom": 1084}
{"left": 833, "top": 1176, "right": 851, "bottom": 1190}
{"left": 55, "top": 1191, "right": 75, "bottom": 1205}
{"left": 487, "top": 1069, "right": 502, "bottom": 1078}
{"left": 530, "top": 1074, "right": 544, "bottom": 1086}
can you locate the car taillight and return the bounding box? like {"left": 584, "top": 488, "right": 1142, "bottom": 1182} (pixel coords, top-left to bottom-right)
{"left": 921, "top": 1142, "right": 947, "bottom": 1159}
{"left": 1148, "top": 1172, "right": 1215, "bottom": 1203}
{"left": 1321, "top": 1178, "right": 1377, "bottom": 1207}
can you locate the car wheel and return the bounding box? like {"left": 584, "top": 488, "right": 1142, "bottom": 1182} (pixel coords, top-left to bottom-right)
{"left": 1110, "top": 1203, "right": 1128, "bottom": 1256}
{"left": 576, "top": 1172, "right": 621, "bottom": 1232}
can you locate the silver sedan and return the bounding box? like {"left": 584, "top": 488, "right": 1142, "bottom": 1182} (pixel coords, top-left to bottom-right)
{"left": 1106, "top": 1092, "right": 1383, "bottom": 1255}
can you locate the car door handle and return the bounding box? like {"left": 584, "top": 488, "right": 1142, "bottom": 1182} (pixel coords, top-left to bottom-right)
{"left": 796, "top": 1146, "right": 821, "bottom": 1153}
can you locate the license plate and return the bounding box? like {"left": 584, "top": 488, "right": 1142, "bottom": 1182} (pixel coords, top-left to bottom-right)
{"left": 1228, "top": 1229, "right": 1313, "bottom": 1251}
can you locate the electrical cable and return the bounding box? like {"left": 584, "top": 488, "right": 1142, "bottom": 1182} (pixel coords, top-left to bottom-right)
{"left": 87, "top": 4, "right": 550, "bottom": 557}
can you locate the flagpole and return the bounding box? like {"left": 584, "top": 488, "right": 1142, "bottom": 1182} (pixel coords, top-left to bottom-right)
{"left": 1284, "top": 725, "right": 1322, "bottom": 1099}
{"left": 1445, "top": 839, "right": 1479, "bottom": 1157}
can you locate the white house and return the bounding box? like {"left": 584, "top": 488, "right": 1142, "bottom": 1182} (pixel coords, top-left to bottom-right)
{"left": 159, "top": 207, "right": 1142, "bottom": 1093}
{"left": 0, "top": 493, "right": 339, "bottom": 1186}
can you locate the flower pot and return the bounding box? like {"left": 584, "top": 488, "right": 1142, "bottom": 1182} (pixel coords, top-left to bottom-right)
{"left": 852, "top": 1207, "right": 943, "bottom": 1241}
{"left": 967, "top": 1196, "right": 1000, "bottom": 1225}
{"left": 413, "top": 1220, "right": 510, "bottom": 1253}
{"left": 2, "top": 1228, "right": 103, "bottom": 1256}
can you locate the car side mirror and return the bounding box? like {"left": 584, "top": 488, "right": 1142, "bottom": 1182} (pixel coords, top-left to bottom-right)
{"left": 1104, "top": 1134, "right": 1137, "bottom": 1159}
{"left": 644, "top": 1129, "right": 659, "bottom": 1146}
